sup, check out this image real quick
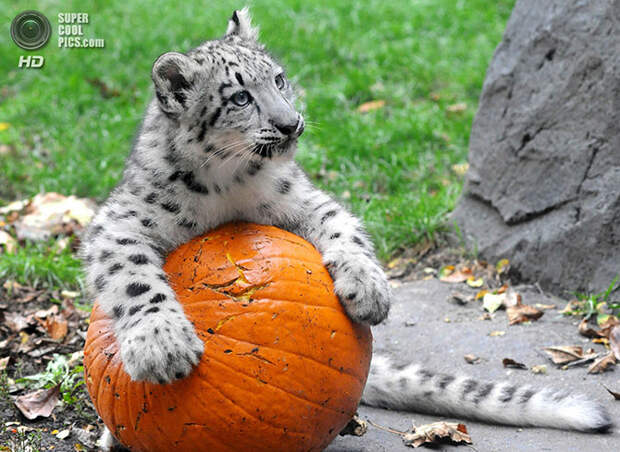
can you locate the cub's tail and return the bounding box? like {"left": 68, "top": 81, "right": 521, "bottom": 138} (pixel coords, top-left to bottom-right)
{"left": 362, "top": 355, "right": 613, "bottom": 433}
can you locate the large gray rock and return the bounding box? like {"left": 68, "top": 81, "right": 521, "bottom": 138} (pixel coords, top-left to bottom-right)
{"left": 452, "top": 0, "right": 620, "bottom": 295}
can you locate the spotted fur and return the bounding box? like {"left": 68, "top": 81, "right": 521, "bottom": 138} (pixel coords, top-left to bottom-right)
{"left": 84, "top": 9, "right": 611, "bottom": 449}
{"left": 82, "top": 7, "right": 389, "bottom": 386}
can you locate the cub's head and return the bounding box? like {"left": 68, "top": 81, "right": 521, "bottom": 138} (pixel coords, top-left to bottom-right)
{"left": 151, "top": 7, "right": 304, "bottom": 162}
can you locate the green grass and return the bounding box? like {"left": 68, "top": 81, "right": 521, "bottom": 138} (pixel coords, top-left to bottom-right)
{"left": 0, "top": 239, "right": 83, "bottom": 290}
{"left": 0, "top": 0, "right": 515, "bottom": 284}
{"left": 566, "top": 276, "right": 620, "bottom": 322}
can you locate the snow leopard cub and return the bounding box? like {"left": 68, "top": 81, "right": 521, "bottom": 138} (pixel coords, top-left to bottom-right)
{"left": 81, "top": 8, "right": 390, "bottom": 385}
{"left": 85, "top": 9, "right": 612, "bottom": 448}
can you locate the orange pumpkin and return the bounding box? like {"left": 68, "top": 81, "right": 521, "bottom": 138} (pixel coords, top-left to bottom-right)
{"left": 84, "top": 222, "right": 372, "bottom": 452}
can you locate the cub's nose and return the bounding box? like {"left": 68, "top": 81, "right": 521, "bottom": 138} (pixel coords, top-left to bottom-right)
{"left": 275, "top": 119, "right": 300, "bottom": 136}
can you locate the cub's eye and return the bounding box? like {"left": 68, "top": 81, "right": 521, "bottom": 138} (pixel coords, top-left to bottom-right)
{"left": 231, "top": 90, "right": 251, "bottom": 106}
{"left": 275, "top": 73, "right": 285, "bottom": 90}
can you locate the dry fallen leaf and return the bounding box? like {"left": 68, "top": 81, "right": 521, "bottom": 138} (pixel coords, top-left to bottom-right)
{"left": 489, "top": 330, "right": 506, "bottom": 337}
{"left": 14, "top": 385, "right": 60, "bottom": 419}
{"left": 451, "top": 162, "right": 469, "bottom": 176}
{"left": 483, "top": 293, "right": 505, "bottom": 313}
{"left": 449, "top": 291, "right": 472, "bottom": 305}
{"left": 503, "top": 358, "right": 527, "bottom": 370}
{"left": 13, "top": 192, "right": 96, "bottom": 241}
{"left": 503, "top": 287, "right": 521, "bottom": 308}
{"left": 466, "top": 277, "right": 484, "bottom": 288}
{"left": 0, "top": 230, "right": 17, "bottom": 254}
{"left": 543, "top": 346, "right": 586, "bottom": 365}
{"left": 588, "top": 352, "right": 617, "bottom": 374}
{"left": 5, "top": 311, "right": 33, "bottom": 332}
{"left": 531, "top": 364, "right": 547, "bottom": 374}
{"left": 402, "top": 421, "right": 472, "bottom": 448}
{"left": 72, "top": 426, "right": 98, "bottom": 448}
{"left": 560, "top": 300, "right": 584, "bottom": 314}
{"left": 507, "top": 303, "right": 543, "bottom": 325}
{"left": 597, "top": 316, "right": 620, "bottom": 340}
{"left": 356, "top": 100, "right": 386, "bottom": 113}
{"left": 440, "top": 267, "right": 473, "bottom": 283}
{"left": 56, "top": 429, "right": 71, "bottom": 440}
{"left": 464, "top": 354, "right": 481, "bottom": 364}
{"left": 475, "top": 289, "right": 488, "bottom": 300}
{"left": 603, "top": 385, "right": 620, "bottom": 400}
{"left": 42, "top": 314, "right": 68, "bottom": 341}
{"left": 339, "top": 414, "right": 367, "bottom": 437}
{"left": 535, "top": 303, "right": 557, "bottom": 310}
{"left": 578, "top": 318, "right": 605, "bottom": 338}
{"left": 446, "top": 103, "right": 467, "bottom": 113}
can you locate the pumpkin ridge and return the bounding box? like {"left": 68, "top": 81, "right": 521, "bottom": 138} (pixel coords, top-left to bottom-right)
{"left": 203, "top": 332, "right": 364, "bottom": 382}
{"left": 89, "top": 348, "right": 115, "bottom": 405}
{"left": 127, "top": 381, "right": 150, "bottom": 452}
{"left": 202, "top": 352, "right": 347, "bottom": 416}
{"left": 186, "top": 302, "right": 360, "bottom": 339}
{"left": 196, "top": 369, "right": 307, "bottom": 435}
{"left": 97, "top": 356, "right": 124, "bottom": 443}
{"left": 183, "top": 296, "right": 343, "bottom": 313}
{"left": 84, "top": 324, "right": 115, "bottom": 355}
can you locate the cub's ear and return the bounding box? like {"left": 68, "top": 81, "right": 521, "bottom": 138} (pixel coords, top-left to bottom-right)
{"left": 152, "top": 52, "right": 200, "bottom": 116}
{"left": 225, "top": 7, "right": 259, "bottom": 42}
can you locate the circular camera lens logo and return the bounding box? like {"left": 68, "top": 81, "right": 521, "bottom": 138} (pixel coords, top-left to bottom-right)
{"left": 11, "top": 10, "right": 51, "bottom": 50}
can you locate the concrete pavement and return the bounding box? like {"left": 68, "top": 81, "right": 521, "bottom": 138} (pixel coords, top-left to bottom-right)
{"left": 327, "top": 280, "right": 619, "bottom": 452}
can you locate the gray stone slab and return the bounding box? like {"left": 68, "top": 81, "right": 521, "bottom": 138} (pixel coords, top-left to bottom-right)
{"left": 327, "top": 280, "right": 620, "bottom": 451}
{"left": 451, "top": 0, "right": 620, "bottom": 296}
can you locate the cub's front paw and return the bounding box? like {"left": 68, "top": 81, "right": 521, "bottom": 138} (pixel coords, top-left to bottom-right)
{"left": 324, "top": 252, "right": 391, "bottom": 325}
{"left": 118, "top": 313, "right": 204, "bottom": 384}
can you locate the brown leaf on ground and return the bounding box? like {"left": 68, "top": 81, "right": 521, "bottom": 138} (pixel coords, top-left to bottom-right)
{"left": 543, "top": 346, "right": 587, "bottom": 365}
{"left": 3, "top": 280, "right": 48, "bottom": 304}
{"left": 531, "top": 364, "right": 547, "bottom": 374}
{"left": 439, "top": 267, "right": 473, "bottom": 283}
{"left": 578, "top": 318, "right": 605, "bottom": 338}
{"left": 72, "top": 426, "right": 98, "bottom": 448}
{"left": 5, "top": 311, "right": 33, "bottom": 332}
{"left": 449, "top": 291, "right": 473, "bottom": 305}
{"left": 0, "top": 230, "right": 17, "bottom": 253}
{"left": 603, "top": 386, "right": 620, "bottom": 400}
{"left": 356, "top": 100, "right": 385, "bottom": 113}
{"left": 464, "top": 354, "right": 481, "bottom": 364}
{"left": 87, "top": 77, "right": 121, "bottom": 98}
{"left": 507, "top": 303, "right": 543, "bottom": 325}
{"left": 42, "top": 314, "right": 68, "bottom": 341}
{"left": 610, "top": 325, "right": 620, "bottom": 360}
{"left": 402, "top": 421, "right": 472, "bottom": 448}
{"left": 14, "top": 385, "right": 60, "bottom": 419}
{"left": 560, "top": 300, "right": 584, "bottom": 314}
{"left": 446, "top": 103, "right": 467, "bottom": 113}
{"left": 483, "top": 293, "right": 505, "bottom": 313}
{"left": 12, "top": 192, "right": 96, "bottom": 241}
{"left": 339, "top": 414, "right": 367, "bottom": 437}
{"left": 588, "top": 352, "right": 617, "bottom": 374}
{"left": 503, "top": 358, "right": 527, "bottom": 370}
{"left": 600, "top": 316, "right": 620, "bottom": 338}
{"left": 535, "top": 303, "right": 557, "bottom": 310}
{"left": 503, "top": 287, "right": 522, "bottom": 308}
